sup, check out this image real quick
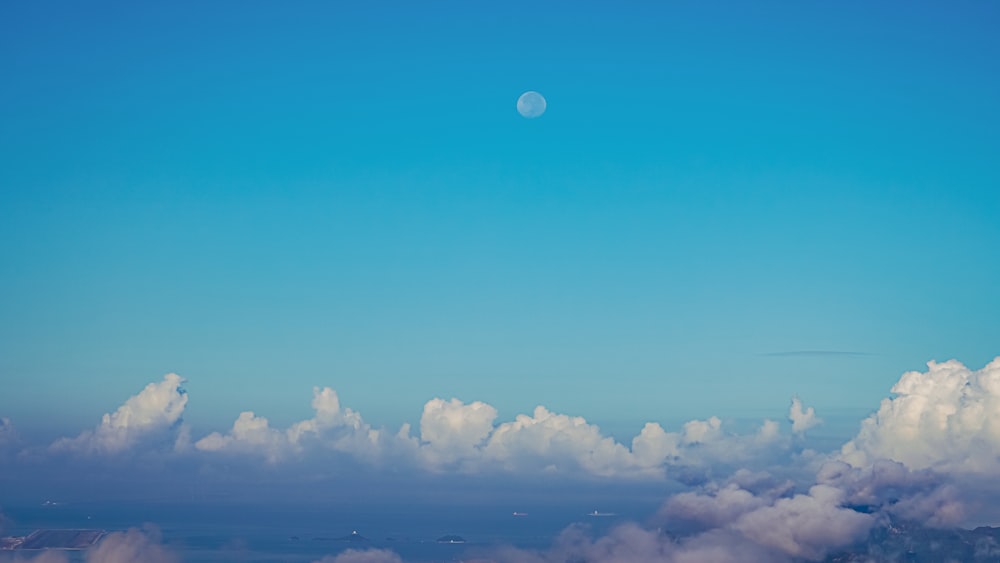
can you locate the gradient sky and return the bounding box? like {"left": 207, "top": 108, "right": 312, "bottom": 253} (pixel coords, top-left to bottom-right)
{"left": 1, "top": 0, "right": 998, "bottom": 436}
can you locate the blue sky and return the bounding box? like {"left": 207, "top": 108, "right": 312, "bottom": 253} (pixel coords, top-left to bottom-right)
{"left": 1, "top": 0, "right": 998, "bottom": 436}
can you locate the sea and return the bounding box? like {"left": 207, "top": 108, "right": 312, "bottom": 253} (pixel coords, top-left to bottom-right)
{"left": 0, "top": 494, "right": 664, "bottom": 562}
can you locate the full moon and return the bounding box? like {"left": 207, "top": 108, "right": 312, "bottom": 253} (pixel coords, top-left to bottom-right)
{"left": 517, "top": 91, "right": 546, "bottom": 118}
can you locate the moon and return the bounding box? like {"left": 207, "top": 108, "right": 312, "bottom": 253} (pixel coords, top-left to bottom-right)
{"left": 517, "top": 91, "right": 546, "bottom": 118}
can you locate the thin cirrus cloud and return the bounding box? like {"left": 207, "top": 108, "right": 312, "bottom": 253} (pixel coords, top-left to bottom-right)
{"left": 760, "top": 350, "right": 874, "bottom": 358}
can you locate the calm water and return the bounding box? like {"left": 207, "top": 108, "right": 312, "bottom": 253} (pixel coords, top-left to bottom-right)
{"left": 1, "top": 497, "right": 662, "bottom": 562}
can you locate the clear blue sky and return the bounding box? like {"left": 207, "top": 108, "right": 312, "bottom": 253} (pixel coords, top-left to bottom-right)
{"left": 1, "top": 0, "right": 997, "bottom": 435}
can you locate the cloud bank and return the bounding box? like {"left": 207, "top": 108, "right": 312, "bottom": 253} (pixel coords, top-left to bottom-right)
{"left": 26, "top": 374, "right": 801, "bottom": 480}
{"left": 15, "top": 357, "right": 996, "bottom": 490}
{"left": 4, "top": 357, "right": 1000, "bottom": 562}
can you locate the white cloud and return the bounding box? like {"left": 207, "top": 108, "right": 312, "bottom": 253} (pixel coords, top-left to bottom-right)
{"left": 50, "top": 374, "right": 187, "bottom": 455}
{"left": 788, "top": 397, "right": 821, "bottom": 434}
{"left": 732, "top": 484, "right": 873, "bottom": 560}
{"left": 187, "top": 387, "right": 796, "bottom": 479}
{"left": 417, "top": 397, "right": 496, "bottom": 468}
{"left": 488, "top": 521, "right": 780, "bottom": 563}
{"left": 840, "top": 357, "right": 1000, "bottom": 473}
{"left": 25, "top": 373, "right": 807, "bottom": 480}
{"left": 194, "top": 411, "right": 291, "bottom": 463}
{"left": 195, "top": 387, "right": 385, "bottom": 463}
{"left": 480, "top": 405, "right": 637, "bottom": 477}
{"left": 660, "top": 484, "right": 769, "bottom": 531}
{"left": 85, "top": 527, "right": 178, "bottom": 563}
{"left": 656, "top": 469, "right": 873, "bottom": 560}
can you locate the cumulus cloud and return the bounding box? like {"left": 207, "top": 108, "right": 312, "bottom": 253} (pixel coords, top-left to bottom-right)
{"left": 416, "top": 397, "right": 497, "bottom": 468}
{"left": 840, "top": 357, "right": 1000, "bottom": 473}
{"left": 660, "top": 483, "right": 771, "bottom": 532}
{"left": 312, "top": 549, "right": 402, "bottom": 563}
{"left": 408, "top": 401, "right": 791, "bottom": 478}
{"left": 788, "top": 396, "right": 821, "bottom": 434}
{"left": 817, "top": 459, "right": 966, "bottom": 527}
{"left": 5, "top": 368, "right": 814, "bottom": 480}
{"left": 654, "top": 471, "right": 871, "bottom": 561}
{"left": 186, "top": 384, "right": 798, "bottom": 479}
{"left": 195, "top": 386, "right": 384, "bottom": 463}
{"left": 85, "top": 527, "right": 178, "bottom": 563}
{"left": 50, "top": 374, "right": 187, "bottom": 455}
{"left": 478, "top": 405, "right": 637, "bottom": 477}
{"left": 731, "top": 484, "right": 873, "bottom": 559}
{"left": 488, "top": 521, "right": 780, "bottom": 563}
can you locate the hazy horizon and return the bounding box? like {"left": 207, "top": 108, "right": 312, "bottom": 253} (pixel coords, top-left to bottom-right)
{"left": 2, "top": 1, "right": 999, "bottom": 561}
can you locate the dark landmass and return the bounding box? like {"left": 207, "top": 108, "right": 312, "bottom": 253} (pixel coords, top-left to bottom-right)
{"left": 436, "top": 534, "right": 466, "bottom": 543}
{"left": 826, "top": 519, "right": 1000, "bottom": 562}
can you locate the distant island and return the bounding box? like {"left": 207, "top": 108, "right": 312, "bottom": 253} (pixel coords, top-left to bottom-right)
{"left": 436, "top": 534, "right": 466, "bottom": 544}
{"left": 312, "top": 530, "right": 369, "bottom": 543}
{"left": 337, "top": 530, "right": 369, "bottom": 542}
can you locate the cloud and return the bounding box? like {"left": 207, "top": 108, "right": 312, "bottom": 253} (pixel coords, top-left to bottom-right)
{"left": 8, "top": 357, "right": 1000, "bottom": 561}
{"left": 5, "top": 368, "right": 812, "bottom": 481}
{"left": 788, "top": 397, "right": 821, "bottom": 434}
{"left": 195, "top": 386, "right": 385, "bottom": 463}
{"left": 186, "top": 385, "right": 799, "bottom": 479}
{"left": 659, "top": 483, "right": 771, "bottom": 532}
{"left": 478, "top": 405, "right": 638, "bottom": 477}
{"left": 49, "top": 374, "right": 187, "bottom": 455}
{"left": 731, "top": 484, "right": 874, "bottom": 559}
{"left": 654, "top": 471, "right": 871, "bottom": 560}
{"left": 840, "top": 357, "right": 1000, "bottom": 474}
{"left": 817, "top": 459, "right": 967, "bottom": 527}
{"left": 487, "top": 521, "right": 780, "bottom": 563}
{"left": 313, "top": 549, "right": 402, "bottom": 563}
{"left": 85, "top": 527, "right": 178, "bottom": 563}
{"left": 417, "top": 397, "right": 497, "bottom": 468}
{"left": 194, "top": 411, "right": 291, "bottom": 462}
